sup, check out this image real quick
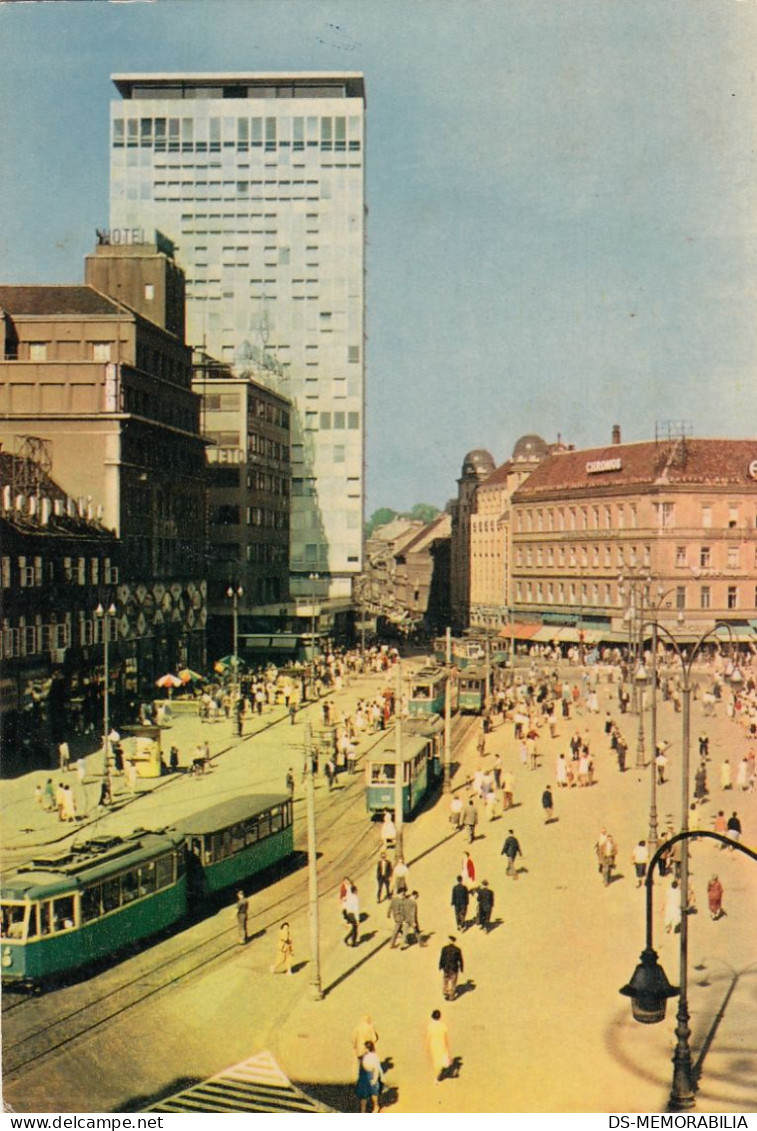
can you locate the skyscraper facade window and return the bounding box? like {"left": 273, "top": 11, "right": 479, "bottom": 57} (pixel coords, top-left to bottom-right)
{"left": 109, "top": 73, "right": 366, "bottom": 599}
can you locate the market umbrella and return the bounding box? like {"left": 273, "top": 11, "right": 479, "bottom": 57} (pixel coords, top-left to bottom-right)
{"left": 156, "top": 673, "right": 182, "bottom": 699}
{"left": 156, "top": 673, "right": 182, "bottom": 688}
{"left": 178, "top": 668, "right": 204, "bottom": 684}
{"left": 214, "top": 655, "right": 246, "bottom": 673}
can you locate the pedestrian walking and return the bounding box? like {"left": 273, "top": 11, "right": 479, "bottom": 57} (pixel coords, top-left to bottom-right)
{"left": 343, "top": 884, "right": 360, "bottom": 947}
{"left": 324, "top": 757, "right": 336, "bottom": 790}
{"left": 462, "top": 796, "right": 478, "bottom": 843}
{"left": 501, "top": 829, "right": 522, "bottom": 879}
{"left": 598, "top": 832, "right": 617, "bottom": 886}
{"left": 58, "top": 741, "right": 70, "bottom": 772}
{"left": 664, "top": 880, "right": 681, "bottom": 934}
{"left": 380, "top": 811, "right": 396, "bottom": 850}
{"left": 402, "top": 890, "right": 421, "bottom": 946}
{"left": 352, "top": 1014, "right": 379, "bottom": 1061}
{"left": 656, "top": 745, "right": 668, "bottom": 785}
{"left": 439, "top": 936, "right": 464, "bottom": 1001}
{"left": 76, "top": 757, "right": 87, "bottom": 785}
{"left": 707, "top": 875, "right": 724, "bottom": 920}
{"left": 541, "top": 786, "right": 554, "bottom": 823}
{"left": 449, "top": 794, "right": 463, "bottom": 831}
{"left": 476, "top": 879, "right": 494, "bottom": 932}
{"left": 356, "top": 1041, "right": 383, "bottom": 1113}
{"left": 461, "top": 851, "right": 476, "bottom": 890}
{"left": 62, "top": 783, "right": 77, "bottom": 823}
{"left": 270, "top": 921, "right": 294, "bottom": 973}
{"left": 387, "top": 889, "right": 406, "bottom": 948}
{"left": 235, "top": 890, "right": 249, "bottom": 945}
{"left": 726, "top": 811, "right": 742, "bottom": 846}
{"left": 42, "top": 777, "right": 55, "bottom": 811}
{"left": 285, "top": 767, "right": 295, "bottom": 796}
{"left": 631, "top": 841, "right": 648, "bottom": 888}
{"left": 169, "top": 745, "right": 180, "bottom": 773}
{"left": 392, "top": 856, "right": 409, "bottom": 893}
{"left": 426, "top": 1010, "right": 452, "bottom": 1082}
{"left": 376, "top": 852, "right": 393, "bottom": 903}
{"left": 451, "top": 875, "right": 469, "bottom": 931}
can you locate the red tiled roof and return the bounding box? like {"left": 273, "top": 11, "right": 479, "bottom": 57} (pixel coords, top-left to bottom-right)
{"left": 0, "top": 286, "right": 122, "bottom": 317}
{"left": 512, "top": 439, "right": 757, "bottom": 498}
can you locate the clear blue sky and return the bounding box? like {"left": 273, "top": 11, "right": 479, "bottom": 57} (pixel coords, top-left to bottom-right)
{"left": 1, "top": 0, "right": 755, "bottom": 516}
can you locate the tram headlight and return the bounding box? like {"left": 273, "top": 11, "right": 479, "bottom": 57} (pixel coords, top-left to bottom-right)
{"left": 2, "top": 946, "right": 13, "bottom": 967}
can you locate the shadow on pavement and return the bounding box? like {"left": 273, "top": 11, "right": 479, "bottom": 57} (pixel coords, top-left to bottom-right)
{"left": 322, "top": 934, "right": 392, "bottom": 997}
{"left": 115, "top": 1076, "right": 203, "bottom": 1113}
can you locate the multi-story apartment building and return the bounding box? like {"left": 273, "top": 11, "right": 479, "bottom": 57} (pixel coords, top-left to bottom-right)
{"left": 468, "top": 434, "right": 552, "bottom": 630}
{"left": 511, "top": 429, "right": 757, "bottom": 643}
{"left": 107, "top": 72, "right": 366, "bottom": 616}
{"left": 449, "top": 449, "right": 495, "bottom": 631}
{"left": 0, "top": 448, "right": 121, "bottom": 772}
{"left": 192, "top": 355, "right": 291, "bottom": 656}
{"left": 0, "top": 252, "right": 208, "bottom": 687}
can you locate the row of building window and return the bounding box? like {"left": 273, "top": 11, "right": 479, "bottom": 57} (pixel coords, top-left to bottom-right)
{"left": 513, "top": 582, "right": 751, "bottom": 611}
{"left": 304, "top": 410, "right": 360, "bottom": 430}
{"left": 248, "top": 397, "right": 290, "bottom": 428}
{"left": 113, "top": 116, "right": 361, "bottom": 153}
{"left": 0, "top": 616, "right": 121, "bottom": 660}
{"left": 516, "top": 501, "right": 756, "bottom": 533}
{"left": 1, "top": 557, "right": 118, "bottom": 589}
{"left": 514, "top": 542, "right": 756, "bottom": 572}
{"left": 210, "top": 505, "right": 288, "bottom": 530}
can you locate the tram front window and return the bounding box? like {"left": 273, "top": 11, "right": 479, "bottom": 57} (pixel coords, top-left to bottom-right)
{"left": 1, "top": 904, "right": 26, "bottom": 939}
{"left": 412, "top": 685, "right": 430, "bottom": 699}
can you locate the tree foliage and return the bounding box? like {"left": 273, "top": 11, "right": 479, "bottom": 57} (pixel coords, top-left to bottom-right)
{"left": 365, "top": 503, "right": 440, "bottom": 537}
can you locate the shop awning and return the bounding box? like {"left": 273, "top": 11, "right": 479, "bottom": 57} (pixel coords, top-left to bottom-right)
{"left": 498, "top": 624, "right": 542, "bottom": 641}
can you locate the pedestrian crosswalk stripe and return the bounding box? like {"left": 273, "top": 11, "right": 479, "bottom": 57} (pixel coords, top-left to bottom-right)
{"left": 147, "top": 1050, "right": 333, "bottom": 1113}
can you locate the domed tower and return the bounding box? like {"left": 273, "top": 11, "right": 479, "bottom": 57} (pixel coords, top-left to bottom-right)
{"left": 450, "top": 449, "right": 495, "bottom": 631}
{"left": 512, "top": 433, "right": 549, "bottom": 464}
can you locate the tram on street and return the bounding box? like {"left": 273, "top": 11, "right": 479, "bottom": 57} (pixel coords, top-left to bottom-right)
{"left": 407, "top": 666, "right": 457, "bottom": 717}
{"left": 364, "top": 720, "right": 443, "bottom": 819}
{"left": 0, "top": 793, "right": 294, "bottom": 988}
{"left": 177, "top": 793, "right": 294, "bottom": 900}
{"left": 457, "top": 665, "right": 488, "bottom": 714}
{"left": 0, "top": 830, "right": 187, "bottom": 986}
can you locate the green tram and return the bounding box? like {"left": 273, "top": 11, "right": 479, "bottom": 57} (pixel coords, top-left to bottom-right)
{"left": 365, "top": 721, "right": 443, "bottom": 819}
{"left": 1, "top": 794, "right": 294, "bottom": 988}
{"left": 407, "top": 666, "right": 457, "bottom": 717}
{"left": 0, "top": 831, "right": 186, "bottom": 987}
{"left": 176, "top": 793, "right": 294, "bottom": 900}
{"left": 457, "top": 665, "right": 488, "bottom": 714}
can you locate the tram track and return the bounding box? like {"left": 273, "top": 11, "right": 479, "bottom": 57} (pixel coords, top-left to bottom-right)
{"left": 2, "top": 711, "right": 478, "bottom": 1081}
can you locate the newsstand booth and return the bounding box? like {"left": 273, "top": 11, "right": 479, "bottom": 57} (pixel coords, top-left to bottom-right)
{"left": 121, "top": 725, "right": 163, "bottom": 778}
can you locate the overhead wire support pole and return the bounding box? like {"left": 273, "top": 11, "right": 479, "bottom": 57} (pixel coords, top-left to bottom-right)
{"left": 304, "top": 723, "right": 323, "bottom": 1001}
{"left": 394, "top": 658, "right": 404, "bottom": 860}
{"left": 443, "top": 627, "right": 452, "bottom": 793}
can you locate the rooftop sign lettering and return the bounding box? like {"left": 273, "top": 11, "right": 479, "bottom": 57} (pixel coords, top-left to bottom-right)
{"left": 586, "top": 458, "right": 622, "bottom": 475}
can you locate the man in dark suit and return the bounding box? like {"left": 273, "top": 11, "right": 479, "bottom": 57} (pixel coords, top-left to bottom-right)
{"left": 376, "top": 852, "right": 393, "bottom": 903}
{"left": 476, "top": 879, "right": 494, "bottom": 932}
{"left": 450, "top": 875, "right": 470, "bottom": 931}
{"left": 439, "top": 936, "right": 464, "bottom": 1001}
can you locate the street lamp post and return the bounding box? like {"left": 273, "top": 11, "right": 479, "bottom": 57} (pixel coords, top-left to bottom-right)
{"left": 95, "top": 602, "right": 117, "bottom": 794}
{"left": 622, "top": 618, "right": 742, "bottom": 1110}
{"left": 620, "top": 831, "right": 757, "bottom": 1101}
{"left": 226, "top": 584, "right": 243, "bottom": 703}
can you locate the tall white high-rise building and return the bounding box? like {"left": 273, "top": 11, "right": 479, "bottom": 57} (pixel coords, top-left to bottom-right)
{"left": 109, "top": 73, "right": 366, "bottom": 601}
